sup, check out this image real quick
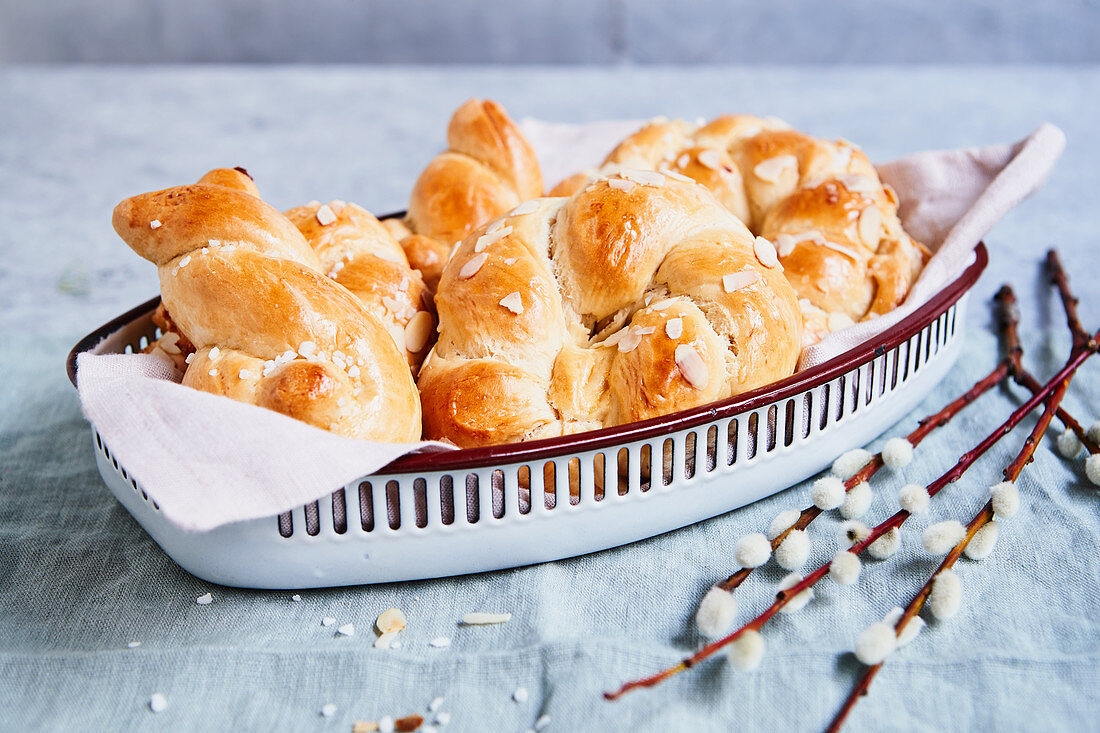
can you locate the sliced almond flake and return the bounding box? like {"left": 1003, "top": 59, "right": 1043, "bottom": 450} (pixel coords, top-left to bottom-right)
{"left": 376, "top": 607, "right": 407, "bottom": 634}
{"left": 307, "top": 200, "right": 321, "bottom": 208}
{"left": 599, "top": 329, "right": 626, "bottom": 348}
{"left": 677, "top": 153, "right": 691, "bottom": 168}
{"left": 196, "top": 592, "right": 213, "bottom": 605}
{"left": 665, "top": 317, "right": 683, "bottom": 339}
{"left": 149, "top": 219, "right": 162, "bottom": 229}
{"left": 128, "top": 641, "right": 141, "bottom": 648}
{"left": 458, "top": 253, "right": 488, "bottom": 279}
{"left": 238, "top": 369, "right": 254, "bottom": 380}
{"left": 486, "top": 219, "right": 508, "bottom": 235}
{"left": 607, "top": 178, "right": 636, "bottom": 193}
{"left": 632, "top": 326, "right": 656, "bottom": 336}
{"left": 149, "top": 693, "right": 168, "bottom": 713}
{"left": 649, "top": 300, "right": 674, "bottom": 311}
{"left": 753, "top": 236, "right": 779, "bottom": 268}
{"left": 423, "top": 249, "right": 440, "bottom": 265}
{"left": 207, "top": 368, "right": 218, "bottom": 377}
{"left": 329, "top": 199, "right": 347, "bottom": 213}
{"left": 347, "top": 365, "right": 361, "bottom": 378}
{"left": 753, "top": 154, "right": 797, "bottom": 183}
{"left": 503, "top": 257, "right": 518, "bottom": 266}
{"left": 822, "top": 240, "right": 862, "bottom": 261}
{"left": 336, "top": 623, "right": 355, "bottom": 637}
{"left": 499, "top": 292, "right": 524, "bottom": 314}
{"left": 664, "top": 169, "right": 694, "bottom": 183}
{"left": 297, "top": 341, "right": 317, "bottom": 357}
{"left": 321, "top": 616, "right": 336, "bottom": 627}
{"left": 428, "top": 637, "right": 451, "bottom": 648}
{"left": 208, "top": 346, "right": 221, "bottom": 360}
{"left": 741, "top": 125, "right": 762, "bottom": 138}
{"left": 398, "top": 275, "right": 410, "bottom": 292}
{"left": 723, "top": 271, "right": 761, "bottom": 293}
{"left": 839, "top": 174, "right": 878, "bottom": 194}
{"left": 461, "top": 611, "right": 512, "bottom": 625}
{"left": 828, "top": 312, "right": 857, "bottom": 332}
{"left": 427, "top": 698, "right": 444, "bottom": 713}
{"left": 775, "top": 233, "right": 797, "bottom": 257}
{"left": 327, "top": 261, "right": 345, "bottom": 278}
{"left": 405, "top": 311, "right": 432, "bottom": 352}
{"left": 475, "top": 226, "right": 512, "bottom": 253}
{"left": 621, "top": 168, "right": 665, "bottom": 187}
{"left": 675, "top": 344, "right": 708, "bottom": 389}
{"left": 883, "top": 183, "right": 900, "bottom": 207}
{"left": 510, "top": 200, "right": 539, "bottom": 216}
{"left": 315, "top": 204, "right": 338, "bottom": 226}
{"left": 858, "top": 206, "right": 883, "bottom": 248}
{"left": 697, "top": 149, "right": 722, "bottom": 170}
{"left": 185, "top": 353, "right": 194, "bottom": 364}
{"left": 160, "top": 332, "right": 181, "bottom": 354}
{"left": 617, "top": 329, "right": 643, "bottom": 353}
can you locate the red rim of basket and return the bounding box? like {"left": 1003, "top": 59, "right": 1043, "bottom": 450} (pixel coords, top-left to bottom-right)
{"left": 67, "top": 242, "right": 987, "bottom": 474}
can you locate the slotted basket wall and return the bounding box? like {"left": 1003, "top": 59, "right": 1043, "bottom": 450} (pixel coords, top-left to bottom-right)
{"left": 69, "top": 246, "right": 987, "bottom": 589}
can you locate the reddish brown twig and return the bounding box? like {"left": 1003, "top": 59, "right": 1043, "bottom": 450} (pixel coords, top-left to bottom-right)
{"left": 604, "top": 344, "right": 1094, "bottom": 701}
{"left": 996, "top": 285, "right": 1099, "bottom": 454}
{"left": 827, "top": 375, "right": 1073, "bottom": 732}
{"left": 1047, "top": 250, "right": 1088, "bottom": 348}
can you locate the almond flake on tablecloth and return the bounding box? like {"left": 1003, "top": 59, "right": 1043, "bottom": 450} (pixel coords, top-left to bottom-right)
{"left": 461, "top": 611, "right": 512, "bottom": 625}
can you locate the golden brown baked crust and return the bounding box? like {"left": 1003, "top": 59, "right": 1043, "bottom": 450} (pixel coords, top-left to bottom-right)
{"left": 419, "top": 172, "right": 803, "bottom": 448}
{"left": 113, "top": 168, "right": 422, "bottom": 442}
{"left": 284, "top": 200, "right": 436, "bottom": 372}
{"left": 550, "top": 116, "right": 927, "bottom": 342}
{"left": 399, "top": 99, "right": 543, "bottom": 286}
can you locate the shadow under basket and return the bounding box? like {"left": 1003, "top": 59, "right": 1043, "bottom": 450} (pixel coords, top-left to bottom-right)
{"left": 67, "top": 244, "right": 987, "bottom": 589}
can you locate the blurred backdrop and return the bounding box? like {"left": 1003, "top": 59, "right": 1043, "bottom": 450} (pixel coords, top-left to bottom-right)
{"left": 2, "top": 0, "right": 1098, "bottom": 64}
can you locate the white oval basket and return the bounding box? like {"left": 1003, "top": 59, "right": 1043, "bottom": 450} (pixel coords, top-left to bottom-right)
{"left": 70, "top": 246, "right": 986, "bottom": 589}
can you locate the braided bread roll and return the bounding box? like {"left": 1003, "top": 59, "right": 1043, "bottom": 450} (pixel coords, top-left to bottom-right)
{"left": 113, "top": 168, "right": 421, "bottom": 442}
{"left": 384, "top": 99, "right": 543, "bottom": 290}
{"left": 418, "top": 170, "right": 802, "bottom": 448}
{"left": 550, "top": 116, "right": 927, "bottom": 345}
{"left": 284, "top": 200, "right": 435, "bottom": 372}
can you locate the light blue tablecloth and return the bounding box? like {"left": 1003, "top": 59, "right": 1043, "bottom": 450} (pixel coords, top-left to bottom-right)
{"left": 1, "top": 66, "right": 1098, "bottom": 731}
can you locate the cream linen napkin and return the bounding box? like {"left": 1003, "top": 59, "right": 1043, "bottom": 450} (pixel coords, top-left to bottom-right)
{"left": 77, "top": 121, "right": 1064, "bottom": 531}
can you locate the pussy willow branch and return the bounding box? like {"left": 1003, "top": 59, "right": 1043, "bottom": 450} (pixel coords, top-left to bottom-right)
{"left": 997, "top": 285, "right": 1099, "bottom": 454}
{"left": 605, "top": 340, "right": 1096, "bottom": 701}
{"left": 716, "top": 357, "right": 1012, "bottom": 593}
{"left": 830, "top": 252, "right": 1093, "bottom": 731}
{"left": 827, "top": 375, "right": 1074, "bottom": 733}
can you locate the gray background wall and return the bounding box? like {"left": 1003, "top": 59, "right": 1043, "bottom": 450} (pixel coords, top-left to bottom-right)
{"left": 2, "top": 0, "right": 1099, "bottom": 64}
